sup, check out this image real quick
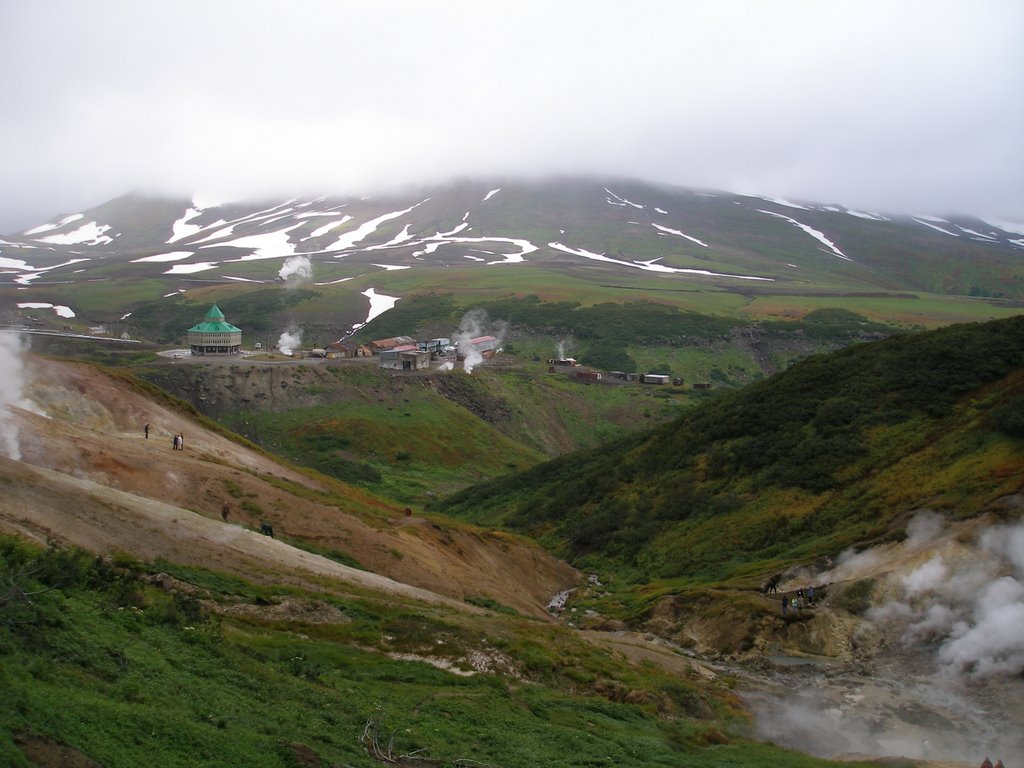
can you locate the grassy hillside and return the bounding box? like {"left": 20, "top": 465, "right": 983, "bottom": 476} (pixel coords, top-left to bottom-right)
{"left": 37, "top": 295, "right": 972, "bottom": 509}
{"left": 1, "top": 536, "right": 878, "bottom": 768}
{"left": 437, "top": 315, "right": 1024, "bottom": 585}
{"left": 121, "top": 300, "right": 899, "bottom": 505}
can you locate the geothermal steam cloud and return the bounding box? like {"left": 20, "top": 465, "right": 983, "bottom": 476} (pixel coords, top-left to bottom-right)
{"left": 277, "top": 328, "right": 303, "bottom": 356}
{"left": 453, "top": 308, "right": 506, "bottom": 375}
{"left": 0, "top": 331, "right": 31, "bottom": 461}
{"left": 279, "top": 255, "right": 312, "bottom": 283}
{"left": 869, "top": 514, "right": 1024, "bottom": 679}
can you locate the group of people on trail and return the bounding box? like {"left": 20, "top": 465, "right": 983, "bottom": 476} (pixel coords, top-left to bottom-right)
{"left": 980, "top": 757, "right": 1006, "bottom": 768}
{"left": 143, "top": 423, "right": 185, "bottom": 451}
{"left": 781, "top": 586, "right": 815, "bottom": 616}
{"left": 766, "top": 574, "right": 819, "bottom": 616}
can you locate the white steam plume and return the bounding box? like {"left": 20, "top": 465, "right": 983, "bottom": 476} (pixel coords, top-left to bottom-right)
{"left": 277, "top": 327, "right": 303, "bottom": 356}
{"left": 0, "top": 332, "right": 29, "bottom": 460}
{"left": 278, "top": 255, "right": 312, "bottom": 283}
{"left": 752, "top": 512, "right": 1024, "bottom": 763}
{"left": 452, "top": 309, "right": 506, "bottom": 375}
{"left": 556, "top": 338, "right": 571, "bottom": 360}
{"left": 456, "top": 310, "right": 485, "bottom": 375}
{"left": 868, "top": 516, "right": 1024, "bottom": 679}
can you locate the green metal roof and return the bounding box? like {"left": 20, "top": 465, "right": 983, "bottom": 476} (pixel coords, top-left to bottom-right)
{"left": 188, "top": 320, "right": 242, "bottom": 333}
{"left": 188, "top": 304, "right": 241, "bottom": 334}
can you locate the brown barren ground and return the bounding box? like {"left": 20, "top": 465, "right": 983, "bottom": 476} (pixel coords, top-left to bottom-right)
{"left": 0, "top": 355, "right": 577, "bottom": 617}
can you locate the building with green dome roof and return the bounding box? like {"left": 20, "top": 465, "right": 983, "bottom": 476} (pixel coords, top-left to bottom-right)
{"left": 187, "top": 304, "right": 242, "bottom": 355}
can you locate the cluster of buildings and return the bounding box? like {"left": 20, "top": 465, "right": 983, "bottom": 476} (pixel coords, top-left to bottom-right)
{"left": 362, "top": 335, "right": 499, "bottom": 370}
{"left": 292, "top": 334, "right": 501, "bottom": 370}
{"left": 182, "top": 306, "right": 692, "bottom": 385}
{"left": 182, "top": 305, "right": 499, "bottom": 371}
{"left": 548, "top": 357, "right": 684, "bottom": 386}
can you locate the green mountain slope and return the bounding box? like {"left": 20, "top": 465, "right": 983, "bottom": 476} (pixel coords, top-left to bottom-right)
{"left": 438, "top": 315, "right": 1024, "bottom": 582}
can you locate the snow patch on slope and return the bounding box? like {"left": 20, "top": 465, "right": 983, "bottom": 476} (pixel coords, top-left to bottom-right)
{"left": 984, "top": 218, "right": 1024, "bottom": 237}
{"left": 549, "top": 242, "right": 771, "bottom": 281}
{"left": 17, "top": 302, "right": 76, "bottom": 318}
{"left": 24, "top": 213, "right": 84, "bottom": 236}
{"left": 307, "top": 215, "right": 354, "bottom": 239}
{"left": 327, "top": 200, "right": 428, "bottom": 252}
{"left": 604, "top": 188, "right": 644, "bottom": 209}
{"left": 168, "top": 205, "right": 207, "bottom": 244}
{"left": 957, "top": 226, "right": 997, "bottom": 241}
{"left": 913, "top": 219, "right": 960, "bottom": 237}
{"left": 36, "top": 222, "right": 113, "bottom": 246}
{"left": 746, "top": 194, "right": 810, "bottom": 211}
{"left": 652, "top": 223, "right": 709, "bottom": 247}
{"left": 203, "top": 224, "right": 302, "bottom": 259}
{"left": 132, "top": 251, "right": 193, "bottom": 263}
{"left": 845, "top": 209, "right": 889, "bottom": 222}
{"left": 757, "top": 210, "right": 850, "bottom": 260}
{"left": 165, "top": 262, "right": 218, "bottom": 274}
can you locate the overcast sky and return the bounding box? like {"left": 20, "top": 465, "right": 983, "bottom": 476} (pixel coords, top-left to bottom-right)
{"left": 2, "top": 0, "right": 1021, "bottom": 233}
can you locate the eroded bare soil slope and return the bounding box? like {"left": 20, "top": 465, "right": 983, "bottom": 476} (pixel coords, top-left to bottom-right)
{"left": 0, "top": 355, "right": 576, "bottom": 617}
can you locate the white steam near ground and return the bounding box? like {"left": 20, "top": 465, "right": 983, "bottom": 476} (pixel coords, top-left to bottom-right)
{"left": 555, "top": 338, "right": 574, "bottom": 360}
{"left": 277, "top": 327, "right": 302, "bottom": 356}
{"left": 871, "top": 516, "right": 1024, "bottom": 679}
{"left": 0, "top": 332, "right": 33, "bottom": 460}
{"left": 453, "top": 309, "right": 506, "bottom": 374}
{"left": 749, "top": 511, "right": 1024, "bottom": 763}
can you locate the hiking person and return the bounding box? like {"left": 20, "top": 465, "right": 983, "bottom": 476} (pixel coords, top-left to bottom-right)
{"left": 981, "top": 757, "right": 993, "bottom": 768}
{"left": 765, "top": 574, "right": 780, "bottom": 594}
{"left": 144, "top": 423, "right": 150, "bottom": 439}
{"left": 260, "top": 522, "right": 274, "bottom": 538}
{"left": 171, "top": 434, "right": 178, "bottom": 450}
{"left": 993, "top": 760, "right": 1003, "bottom": 768}
{"left": 782, "top": 595, "right": 789, "bottom": 616}
{"left": 807, "top": 585, "right": 815, "bottom": 605}
{"left": 221, "top": 502, "right": 230, "bottom": 522}
{"left": 178, "top": 433, "right": 184, "bottom": 450}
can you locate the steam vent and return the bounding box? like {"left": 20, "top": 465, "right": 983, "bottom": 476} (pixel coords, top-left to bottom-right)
{"left": 186, "top": 304, "right": 242, "bottom": 356}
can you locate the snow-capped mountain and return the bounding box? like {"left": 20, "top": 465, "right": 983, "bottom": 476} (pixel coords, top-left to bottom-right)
{"left": 2, "top": 177, "right": 1022, "bottom": 304}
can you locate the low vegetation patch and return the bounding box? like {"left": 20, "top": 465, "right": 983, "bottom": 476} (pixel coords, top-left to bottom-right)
{"left": 0, "top": 535, "right": 874, "bottom": 768}
{"left": 438, "top": 316, "right": 1024, "bottom": 585}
